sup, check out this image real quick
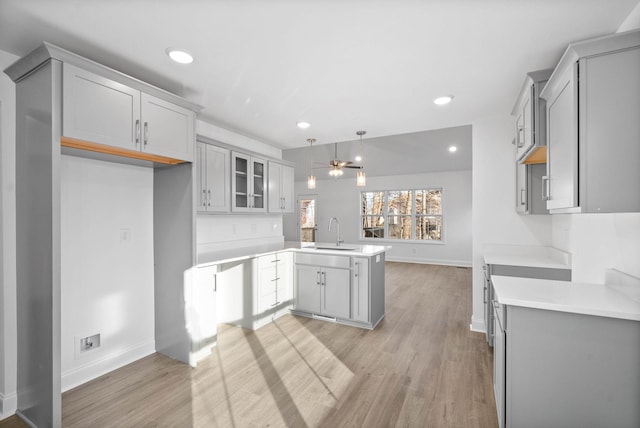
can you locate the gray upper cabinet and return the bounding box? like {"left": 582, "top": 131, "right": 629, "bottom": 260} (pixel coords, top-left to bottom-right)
{"left": 196, "top": 142, "right": 230, "bottom": 213}
{"left": 268, "top": 161, "right": 295, "bottom": 213}
{"left": 540, "top": 29, "right": 640, "bottom": 213}
{"left": 63, "top": 63, "right": 194, "bottom": 162}
{"left": 512, "top": 69, "right": 552, "bottom": 163}
{"left": 63, "top": 63, "right": 140, "bottom": 150}
{"left": 512, "top": 70, "right": 552, "bottom": 215}
{"left": 515, "top": 162, "right": 547, "bottom": 215}
{"left": 231, "top": 152, "right": 267, "bottom": 212}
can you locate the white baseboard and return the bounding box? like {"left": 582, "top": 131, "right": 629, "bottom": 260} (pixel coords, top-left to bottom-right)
{"left": 0, "top": 391, "right": 17, "bottom": 420}
{"left": 61, "top": 339, "right": 155, "bottom": 392}
{"left": 470, "top": 315, "right": 486, "bottom": 333}
{"left": 385, "top": 255, "right": 472, "bottom": 267}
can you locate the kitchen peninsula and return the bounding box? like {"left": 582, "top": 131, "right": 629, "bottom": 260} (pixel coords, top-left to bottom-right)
{"left": 188, "top": 242, "right": 389, "bottom": 366}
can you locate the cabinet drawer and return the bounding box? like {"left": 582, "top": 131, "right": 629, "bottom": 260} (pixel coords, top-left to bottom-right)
{"left": 258, "top": 253, "right": 286, "bottom": 269}
{"left": 295, "top": 253, "right": 350, "bottom": 269}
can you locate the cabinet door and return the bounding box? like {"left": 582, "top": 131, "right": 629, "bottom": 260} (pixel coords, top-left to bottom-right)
{"left": 295, "top": 264, "right": 321, "bottom": 313}
{"left": 268, "top": 162, "right": 282, "bottom": 212}
{"left": 232, "top": 152, "right": 251, "bottom": 212}
{"left": 516, "top": 96, "right": 531, "bottom": 160}
{"left": 281, "top": 164, "right": 295, "bottom": 213}
{"left": 322, "top": 267, "right": 350, "bottom": 319}
{"left": 493, "top": 302, "right": 506, "bottom": 428}
{"left": 192, "top": 266, "right": 217, "bottom": 345}
{"left": 251, "top": 157, "right": 267, "bottom": 212}
{"left": 141, "top": 93, "right": 194, "bottom": 162}
{"left": 580, "top": 49, "right": 640, "bottom": 212}
{"left": 546, "top": 64, "right": 578, "bottom": 211}
{"left": 515, "top": 161, "right": 528, "bottom": 213}
{"left": 196, "top": 143, "right": 208, "bottom": 211}
{"left": 204, "top": 145, "right": 230, "bottom": 212}
{"left": 62, "top": 63, "right": 140, "bottom": 150}
{"left": 351, "top": 258, "right": 369, "bottom": 323}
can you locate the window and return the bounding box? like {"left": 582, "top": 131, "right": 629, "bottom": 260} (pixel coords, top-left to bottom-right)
{"left": 360, "top": 189, "right": 443, "bottom": 241}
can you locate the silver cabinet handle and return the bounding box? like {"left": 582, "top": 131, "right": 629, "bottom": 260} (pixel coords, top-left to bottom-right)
{"left": 143, "top": 121, "right": 148, "bottom": 146}
{"left": 517, "top": 126, "right": 524, "bottom": 148}
{"left": 316, "top": 271, "right": 321, "bottom": 286}
{"left": 520, "top": 189, "right": 526, "bottom": 206}
{"left": 355, "top": 262, "right": 359, "bottom": 278}
{"left": 208, "top": 189, "right": 211, "bottom": 206}
{"left": 322, "top": 271, "right": 326, "bottom": 286}
{"left": 542, "top": 175, "right": 550, "bottom": 201}
{"left": 135, "top": 120, "right": 140, "bottom": 145}
{"left": 202, "top": 190, "right": 207, "bottom": 207}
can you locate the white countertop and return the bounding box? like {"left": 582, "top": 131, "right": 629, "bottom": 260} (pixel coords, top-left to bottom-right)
{"left": 483, "top": 244, "right": 571, "bottom": 269}
{"left": 197, "top": 241, "right": 390, "bottom": 267}
{"left": 492, "top": 275, "right": 640, "bottom": 322}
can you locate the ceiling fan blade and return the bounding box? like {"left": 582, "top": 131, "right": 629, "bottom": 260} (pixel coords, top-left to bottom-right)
{"left": 343, "top": 165, "right": 363, "bottom": 169}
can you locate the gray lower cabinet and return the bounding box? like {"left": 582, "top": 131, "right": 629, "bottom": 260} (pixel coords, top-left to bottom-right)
{"left": 293, "top": 252, "right": 385, "bottom": 329}
{"left": 494, "top": 305, "right": 640, "bottom": 428}
{"left": 351, "top": 257, "right": 369, "bottom": 323}
{"left": 484, "top": 263, "right": 570, "bottom": 346}
{"left": 295, "top": 264, "right": 350, "bottom": 319}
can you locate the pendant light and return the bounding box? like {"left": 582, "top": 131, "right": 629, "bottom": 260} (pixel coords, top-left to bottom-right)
{"left": 356, "top": 130, "right": 366, "bottom": 186}
{"left": 307, "top": 138, "right": 316, "bottom": 189}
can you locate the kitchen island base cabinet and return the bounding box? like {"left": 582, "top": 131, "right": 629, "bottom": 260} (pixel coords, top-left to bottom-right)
{"left": 292, "top": 252, "right": 385, "bottom": 330}
{"left": 495, "top": 305, "right": 640, "bottom": 428}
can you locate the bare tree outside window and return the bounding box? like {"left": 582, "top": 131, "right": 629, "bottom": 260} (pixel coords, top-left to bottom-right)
{"left": 360, "top": 189, "right": 443, "bottom": 241}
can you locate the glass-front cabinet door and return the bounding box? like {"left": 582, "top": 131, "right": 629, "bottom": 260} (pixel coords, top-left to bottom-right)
{"left": 231, "top": 151, "right": 267, "bottom": 212}
{"left": 252, "top": 158, "right": 266, "bottom": 211}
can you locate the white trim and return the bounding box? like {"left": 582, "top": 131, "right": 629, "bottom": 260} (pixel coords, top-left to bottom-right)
{"left": 470, "top": 315, "right": 486, "bottom": 333}
{"left": 384, "top": 255, "right": 471, "bottom": 267}
{"left": 61, "top": 339, "right": 155, "bottom": 392}
{"left": 0, "top": 391, "right": 17, "bottom": 420}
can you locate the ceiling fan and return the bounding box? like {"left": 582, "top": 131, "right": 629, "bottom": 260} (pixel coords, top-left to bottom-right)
{"left": 314, "top": 138, "right": 364, "bottom": 177}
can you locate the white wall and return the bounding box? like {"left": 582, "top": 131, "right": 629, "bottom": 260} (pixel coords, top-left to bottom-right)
{"left": 0, "top": 49, "right": 18, "bottom": 420}
{"left": 471, "top": 116, "right": 553, "bottom": 331}
{"left": 285, "top": 169, "right": 473, "bottom": 266}
{"left": 60, "top": 156, "right": 155, "bottom": 392}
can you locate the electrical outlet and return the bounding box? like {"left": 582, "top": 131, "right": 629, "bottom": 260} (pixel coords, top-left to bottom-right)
{"left": 120, "top": 228, "right": 131, "bottom": 243}
{"left": 80, "top": 333, "right": 101, "bottom": 353}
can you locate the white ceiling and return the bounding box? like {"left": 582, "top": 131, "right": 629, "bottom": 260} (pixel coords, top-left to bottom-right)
{"left": 0, "top": 0, "right": 637, "bottom": 149}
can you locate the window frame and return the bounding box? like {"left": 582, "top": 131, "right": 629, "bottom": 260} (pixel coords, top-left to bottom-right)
{"left": 359, "top": 187, "right": 445, "bottom": 244}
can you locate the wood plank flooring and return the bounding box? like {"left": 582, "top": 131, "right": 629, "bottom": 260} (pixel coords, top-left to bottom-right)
{"left": 0, "top": 262, "right": 497, "bottom": 427}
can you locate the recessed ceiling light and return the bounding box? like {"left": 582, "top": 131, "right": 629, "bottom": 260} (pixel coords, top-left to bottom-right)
{"left": 449, "top": 145, "right": 458, "bottom": 153}
{"left": 355, "top": 155, "right": 362, "bottom": 162}
{"left": 434, "top": 95, "right": 454, "bottom": 105}
{"left": 297, "top": 121, "right": 310, "bottom": 129}
{"left": 166, "top": 48, "right": 194, "bottom": 64}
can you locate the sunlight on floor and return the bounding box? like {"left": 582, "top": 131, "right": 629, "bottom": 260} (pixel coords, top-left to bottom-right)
{"left": 190, "top": 316, "right": 354, "bottom": 427}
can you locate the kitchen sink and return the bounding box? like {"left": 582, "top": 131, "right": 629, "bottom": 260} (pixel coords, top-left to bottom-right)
{"left": 311, "top": 246, "right": 358, "bottom": 251}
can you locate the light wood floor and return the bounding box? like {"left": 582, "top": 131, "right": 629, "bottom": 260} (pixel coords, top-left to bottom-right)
{"left": 1, "top": 262, "right": 497, "bottom": 427}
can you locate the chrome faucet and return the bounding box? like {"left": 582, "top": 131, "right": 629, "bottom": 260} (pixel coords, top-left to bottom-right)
{"left": 328, "top": 217, "right": 343, "bottom": 246}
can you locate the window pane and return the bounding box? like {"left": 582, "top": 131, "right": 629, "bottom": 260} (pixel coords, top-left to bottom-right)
{"left": 362, "top": 216, "right": 385, "bottom": 238}
{"left": 387, "top": 190, "right": 412, "bottom": 217}
{"left": 361, "top": 192, "right": 385, "bottom": 215}
{"left": 416, "top": 189, "right": 442, "bottom": 215}
{"left": 416, "top": 216, "right": 442, "bottom": 240}
{"left": 389, "top": 215, "right": 412, "bottom": 239}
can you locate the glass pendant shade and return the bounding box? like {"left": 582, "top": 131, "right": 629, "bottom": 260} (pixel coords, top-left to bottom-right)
{"left": 307, "top": 174, "right": 316, "bottom": 189}
{"left": 356, "top": 170, "right": 366, "bottom": 186}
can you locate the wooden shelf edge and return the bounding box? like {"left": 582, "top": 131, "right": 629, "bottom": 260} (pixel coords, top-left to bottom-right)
{"left": 60, "top": 137, "right": 187, "bottom": 165}
{"left": 522, "top": 146, "right": 547, "bottom": 165}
